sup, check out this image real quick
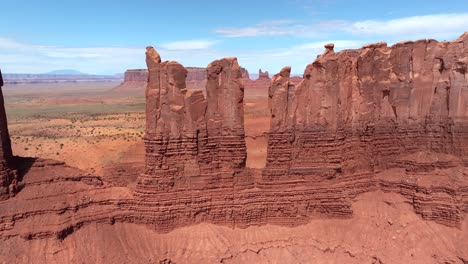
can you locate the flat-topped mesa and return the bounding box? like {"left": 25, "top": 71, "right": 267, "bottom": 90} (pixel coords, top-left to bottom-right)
{"left": 124, "top": 69, "right": 148, "bottom": 82}
{"left": 0, "top": 69, "right": 18, "bottom": 200}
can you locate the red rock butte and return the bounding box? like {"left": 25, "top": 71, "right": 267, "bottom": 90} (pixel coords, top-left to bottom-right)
{"left": 0, "top": 33, "right": 467, "bottom": 262}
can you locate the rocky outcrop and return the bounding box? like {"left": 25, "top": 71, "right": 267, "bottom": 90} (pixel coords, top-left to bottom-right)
{"left": 1, "top": 34, "right": 467, "bottom": 244}
{"left": 132, "top": 48, "right": 253, "bottom": 230}
{"left": 130, "top": 47, "right": 372, "bottom": 232}
{"left": 264, "top": 33, "right": 468, "bottom": 227}
{"left": 0, "top": 69, "right": 18, "bottom": 200}
{"left": 258, "top": 69, "right": 270, "bottom": 79}
{"left": 0, "top": 158, "right": 133, "bottom": 240}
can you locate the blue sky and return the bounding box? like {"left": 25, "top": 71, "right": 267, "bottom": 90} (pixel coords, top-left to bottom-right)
{"left": 0, "top": 0, "right": 467, "bottom": 75}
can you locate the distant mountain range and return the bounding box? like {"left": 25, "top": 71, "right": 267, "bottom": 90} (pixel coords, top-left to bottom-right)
{"left": 44, "top": 69, "right": 87, "bottom": 75}
{"left": 3, "top": 69, "right": 123, "bottom": 84}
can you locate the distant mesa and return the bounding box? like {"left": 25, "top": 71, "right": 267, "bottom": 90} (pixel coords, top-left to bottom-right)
{"left": 44, "top": 69, "right": 87, "bottom": 75}
{"left": 3, "top": 70, "right": 122, "bottom": 84}
{"left": 113, "top": 66, "right": 252, "bottom": 92}
{"left": 113, "top": 65, "right": 284, "bottom": 94}
{"left": 258, "top": 68, "right": 269, "bottom": 79}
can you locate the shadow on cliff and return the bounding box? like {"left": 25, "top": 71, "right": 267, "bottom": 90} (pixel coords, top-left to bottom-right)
{"left": 12, "top": 156, "right": 37, "bottom": 182}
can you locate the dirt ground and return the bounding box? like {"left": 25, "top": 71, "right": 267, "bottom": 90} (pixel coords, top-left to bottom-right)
{"left": 3, "top": 82, "right": 270, "bottom": 177}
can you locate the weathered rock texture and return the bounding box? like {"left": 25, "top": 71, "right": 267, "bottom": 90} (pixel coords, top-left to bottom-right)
{"left": 265, "top": 34, "right": 468, "bottom": 227}
{"left": 0, "top": 35, "right": 467, "bottom": 254}
{"left": 133, "top": 47, "right": 254, "bottom": 230}
{"left": 0, "top": 69, "right": 17, "bottom": 200}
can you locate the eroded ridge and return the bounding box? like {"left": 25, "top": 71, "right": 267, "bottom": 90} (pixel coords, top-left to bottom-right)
{"left": 265, "top": 34, "right": 468, "bottom": 227}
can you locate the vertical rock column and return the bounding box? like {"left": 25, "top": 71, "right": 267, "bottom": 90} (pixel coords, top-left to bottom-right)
{"left": 137, "top": 47, "right": 207, "bottom": 194}
{"left": 0, "top": 69, "right": 17, "bottom": 200}
{"left": 202, "top": 58, "right": 246, "bottom": 172}
{"left": 134, "top": 48, "right": 250, "bottom": 231}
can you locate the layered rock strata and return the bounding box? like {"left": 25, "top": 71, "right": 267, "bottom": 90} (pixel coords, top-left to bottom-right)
{"left": 133, "top": 47, "right": 367, "bottom": 232}
{"left": 0, "top": 158, "right": 134, "bottom": 240}
{"left": 0, "top": 34, "right": 467, "bottom": 242}
{"left": 133, "top": 47, "right": 255, "bottom": 230}
{"left": 265, "top": 34, "right": 468, "bottom": 226}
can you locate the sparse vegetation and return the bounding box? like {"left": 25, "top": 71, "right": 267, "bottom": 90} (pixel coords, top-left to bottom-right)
{"left": 5, "top": 82, "right": 146, "bottom": 172}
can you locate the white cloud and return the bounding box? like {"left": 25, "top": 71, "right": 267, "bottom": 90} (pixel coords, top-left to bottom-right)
{"left": 0, "top": 36, "right": 364, "bottom": 76}
{"left": 215, "top": 20, "right": 343, "bottom": 38}
{"left": 159, "top": 40, "right": 217, "bottom": 50}
{"left": 292, "top": 40, "right": 364, "bottom": 50}
{"left": 0, "top": 38, "right": 218, "bottom": 74}
{"left": 215, "top": 13, "right": 468, "bottom": 41}
{"left": 346, "top": 13, "right": 468, "bottom": 40}
{"left": 233, "top": 39, "right": 364, "bottom": 75}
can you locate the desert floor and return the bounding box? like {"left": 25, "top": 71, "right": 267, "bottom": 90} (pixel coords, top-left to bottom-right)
{"left": 3, "top": 82, "right": 270, "bottom": 184}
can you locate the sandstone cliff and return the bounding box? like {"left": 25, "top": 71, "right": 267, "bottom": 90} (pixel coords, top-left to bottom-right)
{"left": 265, "top": 34, "right": 468, "bottom": 226}
{"left": 131, "top": 47, "right": 255, "bottom": 231}
{"left": 0, "top": 69, "right": 18, "bottom": 200}
{"left": 0, "top": 35, "right": 467, "bottom": 257}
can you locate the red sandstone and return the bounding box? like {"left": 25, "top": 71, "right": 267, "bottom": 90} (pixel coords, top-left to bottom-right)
{"left": 0, "top": 34, "right": 467, "bottom": 262}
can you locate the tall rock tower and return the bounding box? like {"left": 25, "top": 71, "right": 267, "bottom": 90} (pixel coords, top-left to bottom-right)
{"left": 0, "top": 69, "right": 16, "bottom": 200}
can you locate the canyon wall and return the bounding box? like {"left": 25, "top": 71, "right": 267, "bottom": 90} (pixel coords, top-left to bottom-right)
{"left": 134, "top": 34, "right": 468, "bottom": 231}
{"left": 265, "top": 35, "right": 468, "bottom": 226}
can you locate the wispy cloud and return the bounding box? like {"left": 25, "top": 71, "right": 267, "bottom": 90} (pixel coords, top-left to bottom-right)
{"left": 159, "top": 40, "right": 217, "bottom": 50}
{"left": 234, "top": 40, "right": 364, "bottom": 74}
{"left": 215, "top": 13, "right": 468, "bottom": 40}
{"left": 214, "top": 20, "right": 344, "bottom": 38}
{"left": 0, "top": 38, "right": 218, "bottom": 74}
{"left": 345, "top": 13, "right": 468, "bottom": 40}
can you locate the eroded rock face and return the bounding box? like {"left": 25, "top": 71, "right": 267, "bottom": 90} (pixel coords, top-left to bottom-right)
{"left": 134, "top": 48, "right": 252, "bottom": 230}
{"left": 265, "top": 32, "right": 468, "bottom": 227}
{"left": 0, "top": 69, "right": 17, "bottom": 200}
{"left": 1, "top": 35, "right": 467, "bottom": 245}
